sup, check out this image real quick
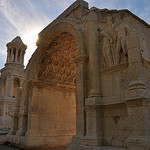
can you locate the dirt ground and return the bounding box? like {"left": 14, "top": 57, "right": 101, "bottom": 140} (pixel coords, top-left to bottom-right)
{"left": 0, "top": 144, "right": 22, "bottom": 150}
{"left": 0, "top": 144, "right": 67, "bottom": 150}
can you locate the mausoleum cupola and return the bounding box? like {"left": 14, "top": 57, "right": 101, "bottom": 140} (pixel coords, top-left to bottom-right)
{"left": 6, "top": 36, "right": 27, "bottom": 67}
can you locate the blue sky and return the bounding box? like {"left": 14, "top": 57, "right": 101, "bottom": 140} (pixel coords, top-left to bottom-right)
{"left": 0, "top": 0, "right": 150, "bottom": 69}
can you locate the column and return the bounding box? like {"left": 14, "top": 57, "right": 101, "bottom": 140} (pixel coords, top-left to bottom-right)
{"left": 74, "top": 56, "right": 88, "bottom": 137}
{"left": 10, "top": 49, "right": 13, "bottom": 62}
{"left": 4, "top": 75, "right": 9, "bottom": 97}
{"left": 16, "top": 72, "right": 29, "bottom": 136}
{"left": 1, "top": 78, "right": 4, "bottom": 97}
{"left": 7, "top": 75, "right": 12, "bottom": 97}
{"left": 20, "top": 51, "right": 23, "bottom": 64}
{"left": 15, "top": 48, "right": 18, "bottom": 62}
{"left": 84, "top": 11, "right": 103, "bottom": 146}
{"left": 125, "top": 31, "right": 149, "bottom": 149}
{"left": 9, "top": 87, "right": 22, "bottom": 135}
{"left": 127, "top": 31, "right": 145, "bottom": 92}
{"left": 6, "top": 49, "right": 9, "bottom": 63}
{"left": 0, "top": 77, "right": 3, "bottom": 97}
{"left": 10, "top": 78, "right": 14, "bottom": 98}
{"left": 87, "top": 11, "right": 101, "bottom": 97}
{"left": 22, "top": 52, "right": 25, "bottom": 64}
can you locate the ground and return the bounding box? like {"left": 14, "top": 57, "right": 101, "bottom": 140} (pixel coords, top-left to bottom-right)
{"left": 0, "top": 144, "right": 66, "bottom": 150}
{"left": 0, "top": 144, "right": 21, "bottom": 150}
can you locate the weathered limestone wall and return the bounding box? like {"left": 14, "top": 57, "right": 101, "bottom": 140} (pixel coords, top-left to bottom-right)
{"left": 103, "top": 104, "right": 128, "bottom": 147}
{"left": 0, "top": 101, "right": 14, "bottom": 134}
{"left": 26, "top": 85, "right": 76, "bottom": 147}
{"left": 101, "top": 68, "right": 128, "bottom": 104}
{"left": 0, "top": 67, "right": 24, "bottom": 134}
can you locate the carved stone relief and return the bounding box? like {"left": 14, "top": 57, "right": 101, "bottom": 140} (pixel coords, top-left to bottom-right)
{"left": 114, "top": 23, "right": 129, "bottom": 65}
{"left": 38, "top": 32, "right": 77, "bottom": 86}
{"left": 100, "top": 16, "right": 129, "bottom": 69}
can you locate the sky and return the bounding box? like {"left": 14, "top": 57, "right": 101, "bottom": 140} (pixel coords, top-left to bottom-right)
{"left": 0, "top": 0, "right": 150, "bottom": 69}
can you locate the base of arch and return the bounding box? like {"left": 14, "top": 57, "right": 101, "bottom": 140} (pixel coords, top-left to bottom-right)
{"left": 67, "top": 143, "right": 128, "bottom": 150}
{"left": 6, "top": 134, "right": 73, "bottom": 149}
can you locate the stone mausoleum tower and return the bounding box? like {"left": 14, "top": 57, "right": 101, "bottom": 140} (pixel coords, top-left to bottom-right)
{"left": 0, "top": 36, "right": 27, "bottom": 134}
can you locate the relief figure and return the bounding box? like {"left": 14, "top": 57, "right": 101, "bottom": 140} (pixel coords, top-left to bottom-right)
{"left": 101, "top": 30, "right": 113, "bottom": 68}
{"left": 115, "top": 25, "right": 128, "bottom": 65}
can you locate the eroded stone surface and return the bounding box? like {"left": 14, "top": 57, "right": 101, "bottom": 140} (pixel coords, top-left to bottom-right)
{"left": 0, "top": 36, "right": 26, "bottom": 134}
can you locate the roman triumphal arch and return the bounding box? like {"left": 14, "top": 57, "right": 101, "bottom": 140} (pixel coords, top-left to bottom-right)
{"left": 7, "top": 1, "right": 150, "bottom": 150}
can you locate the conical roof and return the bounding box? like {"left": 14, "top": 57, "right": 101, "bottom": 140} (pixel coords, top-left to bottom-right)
{"left": 11, "top": 36, "right": 24, "bottom": 44}
{"left": 6, "top": 36, "right": 27, "bottom": 49}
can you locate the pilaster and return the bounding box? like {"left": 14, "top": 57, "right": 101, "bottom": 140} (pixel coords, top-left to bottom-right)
{"left": 9, "top": 87, "right": 22, "bottom": 135}
{"left": 72, "top": 55, "right": 88, "bottom": 137}
{"left": 16, "top": 73, "right": 29, "bottom": 136}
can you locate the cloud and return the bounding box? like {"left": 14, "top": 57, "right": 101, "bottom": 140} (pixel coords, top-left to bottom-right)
{"left": 139, "top": 4, "right": 150, "bottom": 24}
{"left": 0, "top": 0, "right": 51, "bottom": 67}
{"left": 0, "top": 0, "right": 150, "bottom": 69}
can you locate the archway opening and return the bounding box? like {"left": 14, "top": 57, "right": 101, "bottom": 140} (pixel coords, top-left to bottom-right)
{"left": 13, "top": 78, "right": 20, "bottom": 98}
{"left": 30, "top": 32, "right": 77, "bottom": 147}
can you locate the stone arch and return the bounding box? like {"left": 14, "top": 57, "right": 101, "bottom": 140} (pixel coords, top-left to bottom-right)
{"left": 29, "top": 20, "right": 86, "bottom": 79}
{"left": 37, "top": 31, "right": 77, "bottom": 86}
{"left": 22, "top": 21, "right": 87, "bottom": 148}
